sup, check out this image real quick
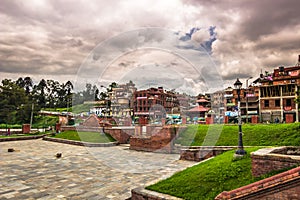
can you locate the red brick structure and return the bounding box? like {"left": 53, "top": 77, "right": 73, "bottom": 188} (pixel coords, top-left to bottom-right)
{"left": 55, "top": 123, "right": 61, "bottom": 132}
{"left": 129, "top": 125, "right": 185, "bottom": 153}
{"left": 22, "top": 124, "right": 31, "bottom": 134}
{"left": 138, "top": 116, "right": 148, "bottom": 125}
{"left": 206, "top": 117, "right": 213, "bottom": 124}
{"left": 182, "top": 117, "right": 187, "bottom": 125}
{"left": 251, "top": 115, "right": 258, "bottom": 124}
{"left": 256, "top": 63, "right": 300, "bottom": 123}
{"left": 81, "top": 114, "right": 101, "bottom": 127}
{"left": 215, "top": 166, "right": 300, "bottom": 200}
{"left": 224, "top": 116, "right": 229, "bottom": 123}
{"left": 251, "top": 147, "right": 300, "bottom": 177}
{"left": 133, "top": 87, "right": 180, "bottom": 124}
{"left": 104, "top": 127, "right": 134, "bottom": 144}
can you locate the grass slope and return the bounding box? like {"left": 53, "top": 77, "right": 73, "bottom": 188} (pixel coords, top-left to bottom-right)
{"left": 176, "top": 123, "right": 300, "bottom": 146}
{"left": 147, "top": 147, "right": 293, "bottom": 200}
{"left": 53, "top": 130, "right": 115, "bottom": 143}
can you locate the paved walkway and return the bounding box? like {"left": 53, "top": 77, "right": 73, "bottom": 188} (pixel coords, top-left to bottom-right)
{"left": 0, "top": 139, "right": 195, "bottom": 199}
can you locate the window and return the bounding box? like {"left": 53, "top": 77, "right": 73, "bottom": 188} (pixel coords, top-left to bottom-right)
{"left": 275, "top": 99, "right": 280, "bottom": 107}
{"left": 286, "top": 99, "right": 292, "bottom": 107}
{"left": 264, "top": 100, "right": 269, "bottom": 108}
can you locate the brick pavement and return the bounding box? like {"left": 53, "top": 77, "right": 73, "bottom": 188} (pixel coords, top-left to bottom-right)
{"left": 0, "top": 139, "right": 195, "bottom": 199}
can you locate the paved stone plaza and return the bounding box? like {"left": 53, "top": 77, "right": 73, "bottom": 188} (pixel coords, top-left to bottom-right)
{"left": 0, "top": 139, "right": 195, "bottom": 199}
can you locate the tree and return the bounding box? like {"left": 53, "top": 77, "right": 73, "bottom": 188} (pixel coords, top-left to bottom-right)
{"left": 108, "top": 82, "right": 118, "bottom": 92}
{"left": 95, "top": 88, "right": 99, "bottom": 101}
{"left": 35, "top": 79, "right": 47, "bottom": 108}
{"left": 65, "top": 81, "right": 73, "bottom": 108}
{"left": 24, "top": 77, "right": 33, "bottom": 95}
{"left": 0, "top": 79, "right": 29, "bottom": 124}
{"left": 16, "top": 77, "right": 25, "bottom": 88}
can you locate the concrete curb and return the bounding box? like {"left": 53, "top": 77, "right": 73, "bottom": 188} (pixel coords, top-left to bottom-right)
{"left": 131, "top": 188, "right": 182, "bottom": 200}
{"left": 43, "top": 136, "right": 118, "bottom": 147}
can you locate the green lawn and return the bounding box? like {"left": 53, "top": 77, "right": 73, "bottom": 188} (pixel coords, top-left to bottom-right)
{"left": 53, "top": 130, "right": 116, "bottom": 143}
{"left": 176, "top": 123, "right": 300, "bottom": 146}
{"left": 147, "top": 147, "right": 295, "bottom": 200}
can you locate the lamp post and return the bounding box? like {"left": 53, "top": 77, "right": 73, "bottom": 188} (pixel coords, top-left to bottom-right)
{"left": 245, "top": 77, "right": 253, "bottom": 123}
{"left": 100, "top": 85, "right": 110, "bottom": 117}
{"left": 234, "top": 78, "right": 246, "bottom": 156}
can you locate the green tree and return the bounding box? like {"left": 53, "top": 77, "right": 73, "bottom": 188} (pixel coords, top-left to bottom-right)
{"left": 24, "top": 77, "right": 33, "bottom": 95}
{"left": 0, "top": 79, "right": 29, "bottom": 124}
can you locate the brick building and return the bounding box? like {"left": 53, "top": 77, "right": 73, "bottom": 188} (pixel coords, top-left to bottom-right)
{"left": 133, "top": 87, "right": 180, "bottom": 122}
{"left": 255, "top": 64, "right": 300, "bottom": 123}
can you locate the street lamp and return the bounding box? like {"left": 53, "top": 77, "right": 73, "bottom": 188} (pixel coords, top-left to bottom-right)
{"left": 234, "top": 78, "right": 246, "bottom": 156}
{"left": 100, "top": 85, "right": 110, "bottom": 116}
{"left": 245, "top": 77, "right": 253, "bottom": 123}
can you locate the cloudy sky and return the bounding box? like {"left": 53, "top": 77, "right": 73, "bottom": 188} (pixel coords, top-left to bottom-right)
{"left": 1, "top": 0, "right": 300, "bottom": 93}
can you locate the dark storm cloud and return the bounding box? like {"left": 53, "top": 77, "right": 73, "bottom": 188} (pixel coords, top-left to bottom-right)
{"left": 184, "top": 0, "right": 300, "bottom": 40}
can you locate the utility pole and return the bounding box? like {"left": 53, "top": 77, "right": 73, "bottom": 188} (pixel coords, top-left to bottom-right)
{"left": 30, "top": 103, "right": 34, "bottom": 129}
{"left": 246, "top": 77, "right": 253, "bottom": 123}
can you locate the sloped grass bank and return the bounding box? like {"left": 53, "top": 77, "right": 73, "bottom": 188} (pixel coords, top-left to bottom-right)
{"left": 147, "top": 147, "right": 295, "bottom": 200}
{"left": 53, "top": 130, "right": 115, "bottom": 143}
{"left": 176, "top": 123, "right": 300, "bottom": 146}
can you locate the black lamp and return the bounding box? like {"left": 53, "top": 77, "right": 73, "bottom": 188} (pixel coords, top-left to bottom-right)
{"left": 234, "top": 78, "right": 246, "bottom": 156}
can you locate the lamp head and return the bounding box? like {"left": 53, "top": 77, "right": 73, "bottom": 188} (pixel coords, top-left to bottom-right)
{"left": 234, "top": 78, "right": 242, "bottom": 89}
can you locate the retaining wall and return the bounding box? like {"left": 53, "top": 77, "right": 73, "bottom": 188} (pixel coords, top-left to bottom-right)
{"left": 129, "top": 125, "right": 185, "bottom": 153}
{"left": 0, "top": 135, "right": 46, "bottom": 142}
{"left": 104, "top": 127, "right": 134, "bottom": 144}
{"left": 179, "top": 146, "right": 235, "bottom": 162}
{"left": 215, "top": 166, "right": 300, "bottom": 200}
{"left": 251, "top": 147, "right": 300, "bottom": 177}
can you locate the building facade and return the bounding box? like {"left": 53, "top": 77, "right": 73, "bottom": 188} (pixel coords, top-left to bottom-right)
{"left": 133, "top": 87, "right": 180, "bottom": 122}
{"left": 257, "top": 65, "right": 300, "bottom": 123}
{"left": 109, "top": 81, "right": 137, "bottom": 121}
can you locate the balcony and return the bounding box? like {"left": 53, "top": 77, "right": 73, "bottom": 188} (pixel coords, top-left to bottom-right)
{"left": 224, "top": 94, "right": 233, "bottom": 98}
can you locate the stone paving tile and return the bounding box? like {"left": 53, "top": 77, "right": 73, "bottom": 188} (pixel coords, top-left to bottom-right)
{"left": 0, "top": 139, "right": 195, "bottom": 199}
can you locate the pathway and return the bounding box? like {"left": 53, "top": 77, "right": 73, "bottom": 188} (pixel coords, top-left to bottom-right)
{"left": 0, "top": 139, "right": 195, "bottom": 199}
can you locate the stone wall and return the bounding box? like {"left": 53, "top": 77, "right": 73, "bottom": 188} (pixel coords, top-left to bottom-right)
{"left": 251, "top": 147, "right": 300, "bottom": 177}
{"left": 180, "top": 146, "right": 234, "bottom": 162}
{"left": 129, "top": 126, "right": 185, "bottom": 153}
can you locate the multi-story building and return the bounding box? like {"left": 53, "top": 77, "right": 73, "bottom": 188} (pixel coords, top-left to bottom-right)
{"left": 211, "top": 90, "right": 225, "bottom": 120}
{"left": 133, "top": 87, "right": 180, "bottom": 121}
{"left": 109, "top": 81, "right": 137, "bottom": 121}
{"left": 224, "top": 87, "right": 235, "bottom": 113}
{"left": 240, "top": 86, "right": 260, "bottom": 122}
{"left": 256, "top": 64, "right": 300, "bottom": 123}
{"left": 176, "top": 93, "right": 190, "bottom": 113}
